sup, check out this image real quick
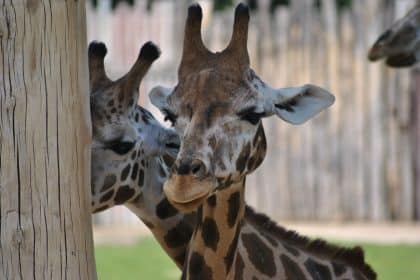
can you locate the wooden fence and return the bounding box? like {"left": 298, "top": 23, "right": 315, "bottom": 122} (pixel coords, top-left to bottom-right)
{"left": 87, "top": 0, "right": 420, "bottom": 224}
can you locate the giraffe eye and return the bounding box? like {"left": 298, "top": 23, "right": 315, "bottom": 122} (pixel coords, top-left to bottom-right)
{"left": 237, "top": 107, "right": 265, "bottom": 125}
{"left": 106, "top": 140, "right": 136, "bottom": 155}
{"left": 163, "top": 109, "right": 177, "bottom": 126}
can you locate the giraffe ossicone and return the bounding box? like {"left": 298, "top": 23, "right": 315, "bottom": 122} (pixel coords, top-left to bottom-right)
{"left": 149, "top": 3, "right": 376, "bottom": 280}
{"left": 368, "top": 4, "right": 420, "bottom": 68}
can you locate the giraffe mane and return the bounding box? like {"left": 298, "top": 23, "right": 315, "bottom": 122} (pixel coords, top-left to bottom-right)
{"left": 244, "top": 206, "right": 377, "bottom": 279}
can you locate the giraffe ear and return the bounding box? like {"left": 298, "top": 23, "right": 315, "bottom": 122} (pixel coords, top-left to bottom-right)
{"left": 149, "top": 86, "right": 173, "bottom": 111}
{"left": 263, "top": 84, "right": 335, "bottom": 125}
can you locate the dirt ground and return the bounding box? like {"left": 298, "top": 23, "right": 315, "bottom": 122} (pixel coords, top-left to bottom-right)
{"left": 93, "top": 222, "right": 420, "bottom": 245}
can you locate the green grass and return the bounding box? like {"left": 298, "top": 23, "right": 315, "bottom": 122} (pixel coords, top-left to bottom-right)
{"left": 95, "top": 238, "right": 420, "bottom": 280}
{"left": 95, "top": 238, "right": 180, "bottom": 280}
{"left": 353, "top": 243, "right": 420, "bottom": 280}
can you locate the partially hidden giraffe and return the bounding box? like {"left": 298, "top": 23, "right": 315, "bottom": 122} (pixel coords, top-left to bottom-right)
{"left": 88, "top": 40, "right": 195, "bottom": 267}
{"left": 369, "top": 4, "right": 420, "bottom": 67}
{"left": 150, "top": 3, "right": 377, "bottom": 280}
{"left": 89, "top": 39, "right": 376, "bottom": 279}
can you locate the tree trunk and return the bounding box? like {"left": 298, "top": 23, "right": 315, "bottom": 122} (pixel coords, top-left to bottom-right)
{"left": 0, "top": 1, "right": 97, "bottom": 279}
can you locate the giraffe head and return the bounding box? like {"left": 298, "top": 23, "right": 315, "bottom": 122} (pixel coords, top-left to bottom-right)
{"left": 368, "top": 5, "right": 420, "bottom": 67}
{"left": 89, "top": 41, "right": 180, "bottom": 211}
{"left": 149, "top": 3, "right": 334, "bottom": 212}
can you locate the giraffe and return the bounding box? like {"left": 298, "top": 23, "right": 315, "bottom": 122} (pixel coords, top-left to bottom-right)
{"left": 89, "top": 40, "right": 376, "bottom": 279}
{"left": 150, "top": 3, "right": 377, "bottom": 279}
{"left": 368, "top": 4, "right": 420, "bottom": 67}
{"left": 88, "top": 40, "right": 195, "bottom": 267}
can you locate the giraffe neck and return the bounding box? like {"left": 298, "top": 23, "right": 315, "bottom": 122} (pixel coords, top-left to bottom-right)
{"left": 92, "top": 154, "right": 195, "bottom": 268}
{"left": 183, "top": 179, "right": 246, "bottom": 280}
{"left": 180, "top": 176, "right": 376, "bottom": 280}
{"left": 240, "top": 206, "right": 376, "bottom": 279}
{"left": 126, "top": 156, "right": 195, "bottom": 268}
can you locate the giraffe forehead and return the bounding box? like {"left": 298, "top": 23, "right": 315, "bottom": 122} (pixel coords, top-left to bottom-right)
{"left": 91, "top": 88, "right": 132, "bottom": 134}
{"left": 171, "top": 84, "right": 258, "bottom": 127}
{"left": 91, "top": 83, "right": 125, "bottom": 108}
{"left": 173, "top": 70, "right": 255, "bottom": 106}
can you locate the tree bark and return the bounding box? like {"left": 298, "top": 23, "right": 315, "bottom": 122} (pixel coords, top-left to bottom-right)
{"left": 0, "top": 1, "right": 97, "bottom": 279}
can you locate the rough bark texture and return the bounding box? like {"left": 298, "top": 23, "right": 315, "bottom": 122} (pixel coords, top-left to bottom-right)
{"left": 0, "top": 1, "right": 97, "bottom": 279}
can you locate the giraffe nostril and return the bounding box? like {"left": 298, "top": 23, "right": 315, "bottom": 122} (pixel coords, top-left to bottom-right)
{"left": 174, "top": 159, "right": 207, "bottom": 178}
{"left": 175, "top": 162, "right": 191, "bottom": 175}
{"left": 191, "top": 159, "right": 206, "bottom": 178}
{"left": 191, "top": 165, "right": 200, "bottom": 174}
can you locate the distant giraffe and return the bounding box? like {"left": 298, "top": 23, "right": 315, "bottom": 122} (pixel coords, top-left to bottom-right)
{"left": 369, "top": 4, "right": 419, "bottom": 67}
{"left": 150, "top": 3, "right": 377, "bottom": 279}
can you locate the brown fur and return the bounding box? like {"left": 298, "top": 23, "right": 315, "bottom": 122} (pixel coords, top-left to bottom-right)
{"left": 244, "top": 206, "right": 377, "bottom": 279}
{"left": 178, "top": 4, "right": 249, "bottom": 80}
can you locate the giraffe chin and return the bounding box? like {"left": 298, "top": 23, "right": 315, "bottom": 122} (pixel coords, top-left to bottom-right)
{"left": 166, "top": 195, "right": 209, "bottom": 213}
{"left": 163, "top": 175, "right": 213, "bottom": 213}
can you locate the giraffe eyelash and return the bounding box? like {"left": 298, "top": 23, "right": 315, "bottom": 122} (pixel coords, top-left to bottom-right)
{"left": 237, "top": 107, "right": 265, "bottom": 125}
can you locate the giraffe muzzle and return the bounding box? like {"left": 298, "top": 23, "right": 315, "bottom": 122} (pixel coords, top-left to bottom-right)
{"left": 368, "top": 46, "right": 383, "bottom": 61}
{"left": 163, "top": 174, "right": 213, "bottom": 212}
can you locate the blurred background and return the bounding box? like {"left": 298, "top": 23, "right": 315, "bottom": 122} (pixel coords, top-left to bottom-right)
{"left": 87, "top": 0, "right": 420, "bottom": 279}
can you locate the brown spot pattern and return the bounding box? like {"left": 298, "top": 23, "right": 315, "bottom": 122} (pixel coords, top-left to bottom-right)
{"left": 227, "top": 191, "right": 241, "bottom": 227}
{"left": 156, "top": 198, "right": 178, "bottom": 219}
{"left": 283, "top": 244, "right": 300, "bottom": 257}
{"left": 242, "top": 233, "right": 276, "bottom": 277}
{"left": 175, "top": 250, "right": 187, "bottom": 267}
{"left": 207, "top": 195, "right": 216, "bottom": 207}
{"left": 201, "top": 217, "right": 220, "bottom": 251}
{"left": 101, "top": 174, "right": 117, "bottom": 192}
{"left": 120, "top": 164, "right": 131, "bottom": 181}
{"left": 280, "top": 254, "right": 306, "bottom": 280}
{"left": 100, "top": 190, "right": 115, "bottom": 203}
{"left": 304, "top": 258, "right": 332, "bottom": 280}
{"left": 224, "top": 222, "right": 241, "bottom": 274}
{"left": 234, "top": 254, "right": 245, "bottom": 280}
{"left": 164, "top": 221, "right": 193, "bottom": 249}
{"left": 138, "top": 169, "right": 144, "bottom": 187}
{"left": 332, "top": 262, "right": 347, "bottom": 277}
{"left": 188, "top": 252, "right": 212, "bottom": 280}
{"left": 93, "top": 205, "right": 109, "bottom": 213}
{"left": 114, "top": 185, "right": 135, "bottom": 204}
{"left": 131, "top": 163, "right": 139, "bottom": 180}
